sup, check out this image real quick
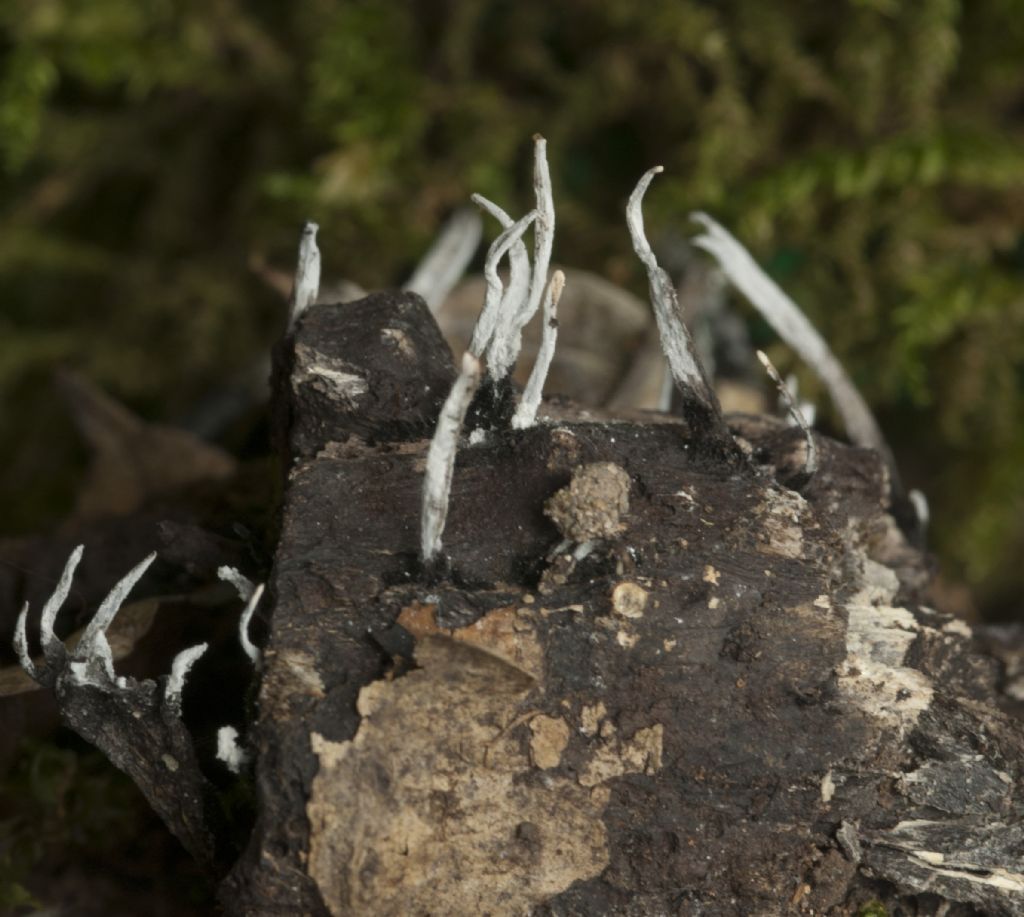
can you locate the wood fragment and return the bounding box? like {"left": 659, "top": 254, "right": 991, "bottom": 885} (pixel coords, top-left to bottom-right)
{"left": 14, "top": 547, "right": 221, "bottom": 865}
{"left": 233, "top": 287, "right": 1024, "bottom": 916}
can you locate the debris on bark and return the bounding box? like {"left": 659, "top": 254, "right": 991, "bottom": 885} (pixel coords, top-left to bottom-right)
{"left": 544, "top": 462, "right": 631, "bottom": 543}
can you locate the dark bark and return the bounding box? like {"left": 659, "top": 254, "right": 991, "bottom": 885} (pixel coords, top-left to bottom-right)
{"left": 218, "top": 293, "right": 1024, "bottom": 916}
{"left": 15, "top": 291, "right": 1023, "bottom": 915}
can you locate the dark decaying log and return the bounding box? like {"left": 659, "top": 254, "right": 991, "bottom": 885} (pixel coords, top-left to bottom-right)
{"left": 214, "top": 290, "right": 1024, "bottom": 916}
{"left": 12, "top": 145, "right": 1023, "bottom": 915}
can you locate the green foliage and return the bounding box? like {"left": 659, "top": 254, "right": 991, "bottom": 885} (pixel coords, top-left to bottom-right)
{"left": 0, "top": 734, "right": 217, "bottom": 911}
{"left": 1, "top": 0, "right": 1022, "bottom": 614}
{"left": 0, "top": 737, "right": 139, "bottom": 907}
{"left": 0, "top": 46, "right": 57, "bottom": 171}
{"left": 858, "top": 903, "right": 889, "bottom": 917}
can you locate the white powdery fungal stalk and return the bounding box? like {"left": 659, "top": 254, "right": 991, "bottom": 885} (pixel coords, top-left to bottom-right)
{"left": 287, "top": 221, "right": 321, "bottom": 332}
{"left": 627, "top": 168, "right": 719, "bottom": 414}
{"left": 14, "top": 545, "right": 208, "bottom": 699}
{"left": 218, "top": 565, "right": 256, "bottom": 603}
{"left": 511, "top": 269, "right": 566, "bottom": 429}
{"left": 421, "top": 352, "right": 483, "bottom": 562}
{"left": 487, "top": 135, "right": 555, "bottom": 381}
{"left": 39, "top": 544, "right": 84, "bottom": 663}
{"left": 783, "top": 373, "right": 817, "bottom": 428}
{"left": 909, "top": 488, "right": 930, "bottom": 536}
{"left": 757, "top": 350, "right": 819, "bottom": 481}
{"left": 238, "top": 582, "right": 265, "bottom": 666}
{"left": 218, "top": 568, "right": 264, "bottom": 664}
{"left": 690, "top": 212, "right": 896, "bottom": 479}
{"left": 13, "top": 602, "right": 34, "bottom": 679}
{"left": 216, "top": 725, "right": 251, "bottom": 774}
{"left": 15, "top": 545, "right": 86, "bottom": 677}
{"left": 404, "top": 207, "right": 483, "bottom": 313}
{"left": 165, "top": 642, "right": 209, "bottom": 706}
{"left": 468, "top": 208, "right": 537, "bottom": 358}
{"left": 657, "top": 371, "right": 675, "bottom": 414}
{"left": 77, "top": 551, "right": 158, "bottom": 682}
{"left": 471, "top": 194, "right": 534, "bottom": 351}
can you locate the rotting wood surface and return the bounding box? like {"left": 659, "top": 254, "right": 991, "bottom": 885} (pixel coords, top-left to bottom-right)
{"left": 11, "top": 144, "right": 1022, "bottom": 915}
{"left": 221, "top": 290, "right": 1024, "bottom": 916}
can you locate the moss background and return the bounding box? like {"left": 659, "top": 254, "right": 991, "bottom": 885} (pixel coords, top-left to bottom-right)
{"left": 1, "top": 2, "right": 1023, "bottom": 909}
{"left": 1, "top": 0, "right": 1022, "bottom": 619}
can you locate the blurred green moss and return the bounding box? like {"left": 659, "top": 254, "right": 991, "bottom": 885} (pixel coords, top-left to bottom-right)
{"left": 0, "top": 736, "right": 137, "bottom": 908}
{"left": 0, "top": 734, "right": 217, "bottom": 912}
{"left": 858, "top": 903, "right": 888, "bottom": 917}
{"left": 0, "top": 0, "right": 1021, "bottom": 616}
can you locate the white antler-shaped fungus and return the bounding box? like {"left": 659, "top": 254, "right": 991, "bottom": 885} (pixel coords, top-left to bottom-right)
{"left": 404, "top": 207, "right": 483, "bottom": 313}
{"left": 421, "top": 353, "right": 483, "bottom": 563}
{"left": 287, "top": 221, "right": 322, "bottom": 332}
{"left": 511, "top": 270, "right": 566, "bottom": 430}
{"left": 627, "top": 169, "right": 721, "bottom": 420}
{"left": 757, "top": 350, "right": 818, "bottom": 483}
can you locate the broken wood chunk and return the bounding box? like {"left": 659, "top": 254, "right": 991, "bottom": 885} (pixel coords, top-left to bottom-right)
{"left": 222, "top": 286, "right": 1024, "bottom": 916}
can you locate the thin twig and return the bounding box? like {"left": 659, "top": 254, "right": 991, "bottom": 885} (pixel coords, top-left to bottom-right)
{"left": 512, "top": 270, "right": 566, "bottom": 429}
{"left": 421, "top": 353, "right": 484, "bottom": 562}
{"left": 690, "top": 212, "right": 898, "bottom": 486}
{"left": 404, "top": 207, "right": 483, "bottom": 313}
{"left": 757, "top": 350, "right": 818, "bottom": 484}
{"left": 286, "top": 221, "right": 321, "bottom": 333}
{"left": 627, "top": 168, "right": 722, "bottom": 422}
